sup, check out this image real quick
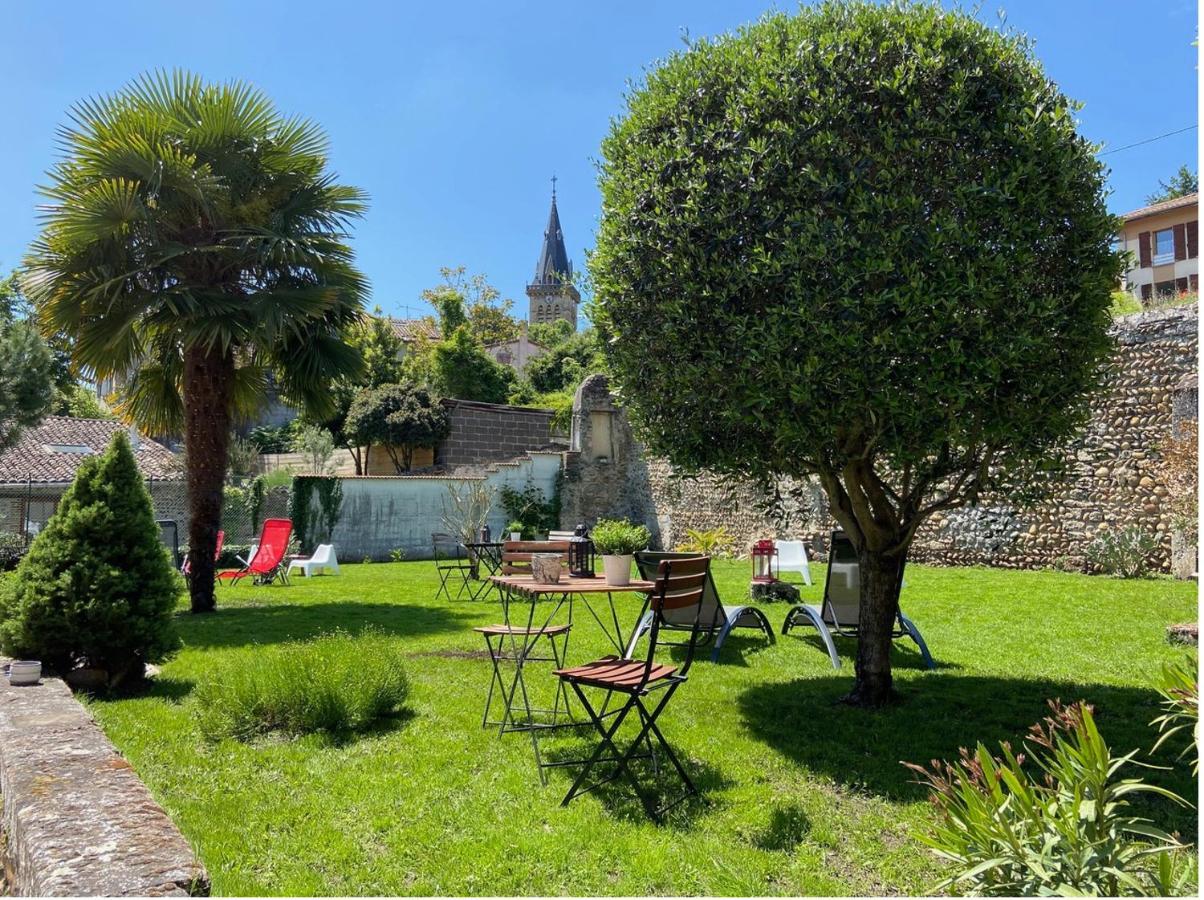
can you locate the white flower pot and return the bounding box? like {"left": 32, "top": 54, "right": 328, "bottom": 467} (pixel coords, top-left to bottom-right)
{"left": 9, "top": 660, "right": 41, "bottom": 686}
{"left": 510, "top": 532, "right": 522, "bottom": 542}
{"left": 602, "top": 554, "right": 633, "bottom": 586}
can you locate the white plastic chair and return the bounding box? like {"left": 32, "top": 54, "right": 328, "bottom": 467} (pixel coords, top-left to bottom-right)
{"left": 287, "top": 544, "right": 340, "bottom": 577}
{"left": 774, "top": 540, "right": 813, "bottom": 586}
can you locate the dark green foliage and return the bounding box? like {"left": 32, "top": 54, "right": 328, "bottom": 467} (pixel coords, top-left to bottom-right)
{"left": 247, "top": 423, "right": 299, "bottom": 454}
{"left": 523, "top": 329, "right": 606, "bottom": 393}
{"left": 0, "top": 533, "right": 28, "bottom": 572}
{"left": 431, "top": 327, "right": 515, "bottom": 404}
{"left": 290, "top": 475, "right": 343, "bottom": 550}
{"left": 0, "top": 318, "right": 54, "bottom": 452}
{"left": 192, "top": 628, "right": 409, "bottom": 741}
{"left": 0, "top": 432, "right": 180, "bottom": 684}
{"left": 1146, "top": 165, "right": 1198, "bottom": 204}
{"left": 590, "top": 1, "right": 1121, "bottom": 703}
{"left": 499, "top": 481, "right": 561, "bottom": 536}
{"left": 345, "top": 383, "right": 450, "bottom": 472}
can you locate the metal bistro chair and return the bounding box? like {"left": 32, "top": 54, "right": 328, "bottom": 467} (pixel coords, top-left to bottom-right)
{"left": 432, "top": 532, "right": 474, "bottom": 602}
{"left": 477, "top": 540, "right": 575, "bottom": 779}
{"left": 554, "top": 555, "right": 714, "bottom": 820}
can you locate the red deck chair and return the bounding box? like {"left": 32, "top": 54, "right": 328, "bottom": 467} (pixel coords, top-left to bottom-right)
{"left": 217, "top": 519, "right": 293, "bottom": 586}
{"left": 181, "top": 530, "right": 224, "bottom": 579}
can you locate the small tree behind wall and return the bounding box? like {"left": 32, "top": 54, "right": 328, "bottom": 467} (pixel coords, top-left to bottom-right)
{"left": 346, "top": 383, "right": 450, "bottom": 473}
{"left": 591, "top": 2, "right": 1122, "bottom": 705}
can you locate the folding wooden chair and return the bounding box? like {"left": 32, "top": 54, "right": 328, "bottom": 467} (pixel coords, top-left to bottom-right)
{"left": 432, "top": 532, "right": 473, "bottom": 602}
{"left": 554, "top": 555, "right": 714, "bottom": 820}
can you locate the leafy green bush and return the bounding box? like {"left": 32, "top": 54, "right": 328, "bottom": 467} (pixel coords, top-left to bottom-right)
{"left": 500, "top": 481, "right": 560, "bottom": 537}
{"left": 1086, "top": 525, "right": 1159, "bottom": 578}
{"left": 675, "top": 526, "right": 734, "bottom": 557}
{"left": 0, "top": 532, "right": 28, "bottom": 572}
{"left": 0, "top": 432, "right": 180, "bottom": 686}
{"left": 193, "top": 629, "right": 409, "bottom": 741}
{"left": 905, "top": 702, "right": 1191, "bottom": 896}
{"left": 591, "top": 518, "right": 651, "bottom": 556}
{"left": 1151, "top": 656, "right": 1199, "bottom": 775}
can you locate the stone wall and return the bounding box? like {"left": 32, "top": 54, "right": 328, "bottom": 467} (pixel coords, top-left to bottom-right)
{"left": 435, "top": 400, "right": 558, "bottom": 468}
{"left": 0, "top": 669, "right": 208, "bottom": 895}
{"left": 568, "top": 306, "right": 1198, "bottom": 574}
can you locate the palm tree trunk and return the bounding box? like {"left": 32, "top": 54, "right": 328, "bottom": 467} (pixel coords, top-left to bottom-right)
{"left": 846, "top": 547, "right": 906, "bottom": 707}
{"left": 183, "top": 345, "right": 235, "bottom": 613}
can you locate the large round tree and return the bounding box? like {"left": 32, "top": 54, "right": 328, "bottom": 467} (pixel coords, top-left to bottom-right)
{"left": 24, "top": 71, "right": 368, "bottom": 613}
{"left": 591, "top": 3, "right": 1121, "bottom": 705}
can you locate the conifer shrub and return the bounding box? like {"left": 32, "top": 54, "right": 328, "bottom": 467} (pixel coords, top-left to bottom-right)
{"left": 0, "top": 432, "right": 180, "bottom": 686}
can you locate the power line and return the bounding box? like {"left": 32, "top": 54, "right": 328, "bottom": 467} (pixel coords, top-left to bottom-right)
{"left": 1100, "top": 124, "right": 1198, "bottom": 156}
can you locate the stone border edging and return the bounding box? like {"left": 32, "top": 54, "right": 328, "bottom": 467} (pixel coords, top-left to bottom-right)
{"left": 0, "top": 667, "right": 208, "bottom": 896}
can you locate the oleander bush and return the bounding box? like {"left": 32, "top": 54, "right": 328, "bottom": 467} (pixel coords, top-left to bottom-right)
{"left": 1151, "top": 655, "right": 1199, "bottom": 775}
{"left": 905, "top": 701, "right": 1192, "bottom": 896}
{"left": 193, "top": 628, "right": 409, "bottom": 741}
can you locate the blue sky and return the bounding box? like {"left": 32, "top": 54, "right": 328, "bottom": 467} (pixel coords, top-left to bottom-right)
{"left": 1, "top": 1, "right": 1197, "bottom": 320}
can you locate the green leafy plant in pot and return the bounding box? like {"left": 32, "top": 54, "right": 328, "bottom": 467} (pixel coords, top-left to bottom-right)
{"left": 590, "top": 518, "right": 651, "bottom": 586}
{"left": 506, "top": 520, "right": 525, "bottom": 541}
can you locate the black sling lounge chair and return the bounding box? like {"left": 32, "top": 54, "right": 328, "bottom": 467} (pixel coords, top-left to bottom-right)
{"left": 627, "top": 551, "right": 775, "bottom": 662}
{"left": 781, "top": 530, "right": 934, "bottom": 670}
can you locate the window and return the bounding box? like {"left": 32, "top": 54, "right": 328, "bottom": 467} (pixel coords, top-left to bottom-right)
{"left": 1153, "top": 228, "right": 1175, "bottom": 265}
{"left": 1154, "top": 279, "right": 1177, "bottom": 298}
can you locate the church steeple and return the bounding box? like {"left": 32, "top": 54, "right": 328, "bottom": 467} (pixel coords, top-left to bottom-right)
{"left": 527, "top": 178, "right": 580, "bottom": 330}
{"left": 533, "top": 184, "right": 572, "bottom": 285}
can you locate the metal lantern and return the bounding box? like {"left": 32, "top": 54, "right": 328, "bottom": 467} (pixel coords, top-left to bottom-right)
{"left": 751, "top": 539, "right": 778, "bottom": 583}
{"left": 568, "top": 523, "right": 596, "bottom": 578}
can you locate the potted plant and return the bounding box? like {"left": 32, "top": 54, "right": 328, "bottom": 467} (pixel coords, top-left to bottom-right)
{"left": 591, "top": 518, "right": 651, "bottom": 586}
{"left": 507, "top": 520, "right": 524, "bottom": 542}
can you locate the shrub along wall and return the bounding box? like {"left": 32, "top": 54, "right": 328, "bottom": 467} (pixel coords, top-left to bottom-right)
{"left": 640, "top": 305, "right": 1197, "bottom": 573}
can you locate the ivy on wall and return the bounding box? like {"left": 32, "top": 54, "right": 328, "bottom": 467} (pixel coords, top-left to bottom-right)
{"left": 290, "top": 476, "right": 344, "bottom": 551}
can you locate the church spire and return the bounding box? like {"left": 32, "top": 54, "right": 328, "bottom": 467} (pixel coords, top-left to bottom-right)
{"left": 533, "top": 182, "right": 572, "bottom": 285}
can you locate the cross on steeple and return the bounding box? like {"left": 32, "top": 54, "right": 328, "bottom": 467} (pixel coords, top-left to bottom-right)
{"left": 551, "top": 174, "right": 557, "bottom": 199}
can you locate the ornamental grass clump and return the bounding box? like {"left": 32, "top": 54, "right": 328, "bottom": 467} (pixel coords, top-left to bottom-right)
{"left": 193, "top": 629, "right": 409, "bottom": 741}
{"left": 904, "top": 701, "right": 1192, "bottom": 896}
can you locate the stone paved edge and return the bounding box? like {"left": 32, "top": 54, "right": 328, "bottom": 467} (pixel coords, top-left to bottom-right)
{"left": 0, "top": 666, "right": 209, "bottom": 897}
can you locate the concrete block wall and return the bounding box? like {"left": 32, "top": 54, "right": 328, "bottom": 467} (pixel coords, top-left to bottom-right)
{"left": 436, "top": 400, "right": 557, "bottom": 467}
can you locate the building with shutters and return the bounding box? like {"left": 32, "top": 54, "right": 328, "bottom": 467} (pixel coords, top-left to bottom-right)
{"left": 1116, "top": 192, "right": 1198, "bottom": 302}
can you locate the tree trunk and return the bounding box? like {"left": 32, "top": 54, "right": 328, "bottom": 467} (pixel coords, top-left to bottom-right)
{"left": 846, "top": 546, "right": 906, "bottom": 707}
{"left": 183, "top": 345, "right": 235, "bottom": 613}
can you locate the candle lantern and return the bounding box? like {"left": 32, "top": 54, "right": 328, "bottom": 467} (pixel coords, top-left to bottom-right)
{"left": 568, "top": 523, "right": 596, "bottom": 578}
{"left": 751, "top": 539, "right": 778, "bottom": 583}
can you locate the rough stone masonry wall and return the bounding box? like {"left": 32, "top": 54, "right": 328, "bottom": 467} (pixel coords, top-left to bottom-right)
{"left": 640, "top": 305, "right": 1197, "bottom": 572}
{"left": 0, "top": 670, "right": 208, "bottom": 896}
{"left": 435, "top": 399, "right": 557, "bottom": 468}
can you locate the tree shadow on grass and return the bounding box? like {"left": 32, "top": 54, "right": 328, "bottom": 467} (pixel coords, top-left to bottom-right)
{"left": 175, "top": 602, "right": 477, "bottom": 650}
{"left": 738, "top": 674, "right": 1197, "bottom": 840}
{"left": 780, "top": 632, "right": 963, "bottom": 672}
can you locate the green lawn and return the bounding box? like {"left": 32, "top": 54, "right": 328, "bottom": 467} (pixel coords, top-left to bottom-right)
{"left": 88, "top": 561, "right": 1197, "bottom": 896}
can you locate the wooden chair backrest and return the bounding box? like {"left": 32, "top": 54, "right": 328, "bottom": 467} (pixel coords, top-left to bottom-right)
{"left": 501, "top": 540, "right": 570, "bottom": 576}
{"left": 547, "top": 530, "right": 576, "bottom": 541}
{"left": 639, "top": 555, "right": 712, "bottom": 682}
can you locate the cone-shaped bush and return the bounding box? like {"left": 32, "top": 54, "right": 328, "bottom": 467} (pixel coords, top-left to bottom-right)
{"left": 0, "top": 431, "right": 180, "bottom": 685}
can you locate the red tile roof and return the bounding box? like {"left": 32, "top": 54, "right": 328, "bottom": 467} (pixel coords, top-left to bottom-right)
{"left": 385, "top": 317, "right": 440, "bottom": 343}
{"left": 0, "top": 417, "right": 181, "bottom": 484}
{"left": 1119, "top": 192, "right": 1199, "bottom": 223}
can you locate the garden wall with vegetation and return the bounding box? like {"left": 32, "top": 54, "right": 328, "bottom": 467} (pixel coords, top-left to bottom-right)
{"left": 641, "top": 304, "right": 1198, "bottom": 574}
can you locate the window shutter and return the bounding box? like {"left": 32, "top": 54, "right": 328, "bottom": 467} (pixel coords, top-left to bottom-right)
{"left": 1191, "top": 274, "right": 1199, "bottom": 292}
{"left": 1187, "top": 220, "right": 1198, "bottom": 258}
{"left": 1173, "top": 223, "right": 1187, "bottom": 260}
{"left": 1138, "top": 231, "right": 1152, "bottom": 267}
{"left": 1176, "top": 276, "right": 1189, "bottom": 294}
{"left": 1141, "top": 284, "right": 1152, "bottom": 302}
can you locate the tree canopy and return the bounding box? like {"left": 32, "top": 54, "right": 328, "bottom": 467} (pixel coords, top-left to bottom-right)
{"left": 0, "top": 317, "right": 54, "bottom": 451}
{"left": 23, "top": 70, "right": 368, "bottom": 612}
{"left": 345, "top": 382, "right": 450, "bottom": 472}
{"left": 591, "top": 1, "right": 1121, "bottom": 704}
{"left": 1146, "top": 165, "right": 1198, "bottom": 204}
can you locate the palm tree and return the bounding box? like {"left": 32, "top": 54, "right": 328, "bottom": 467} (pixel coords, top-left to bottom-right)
{"left": 23, "top": 71, "right": 368, "bottom": 612}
